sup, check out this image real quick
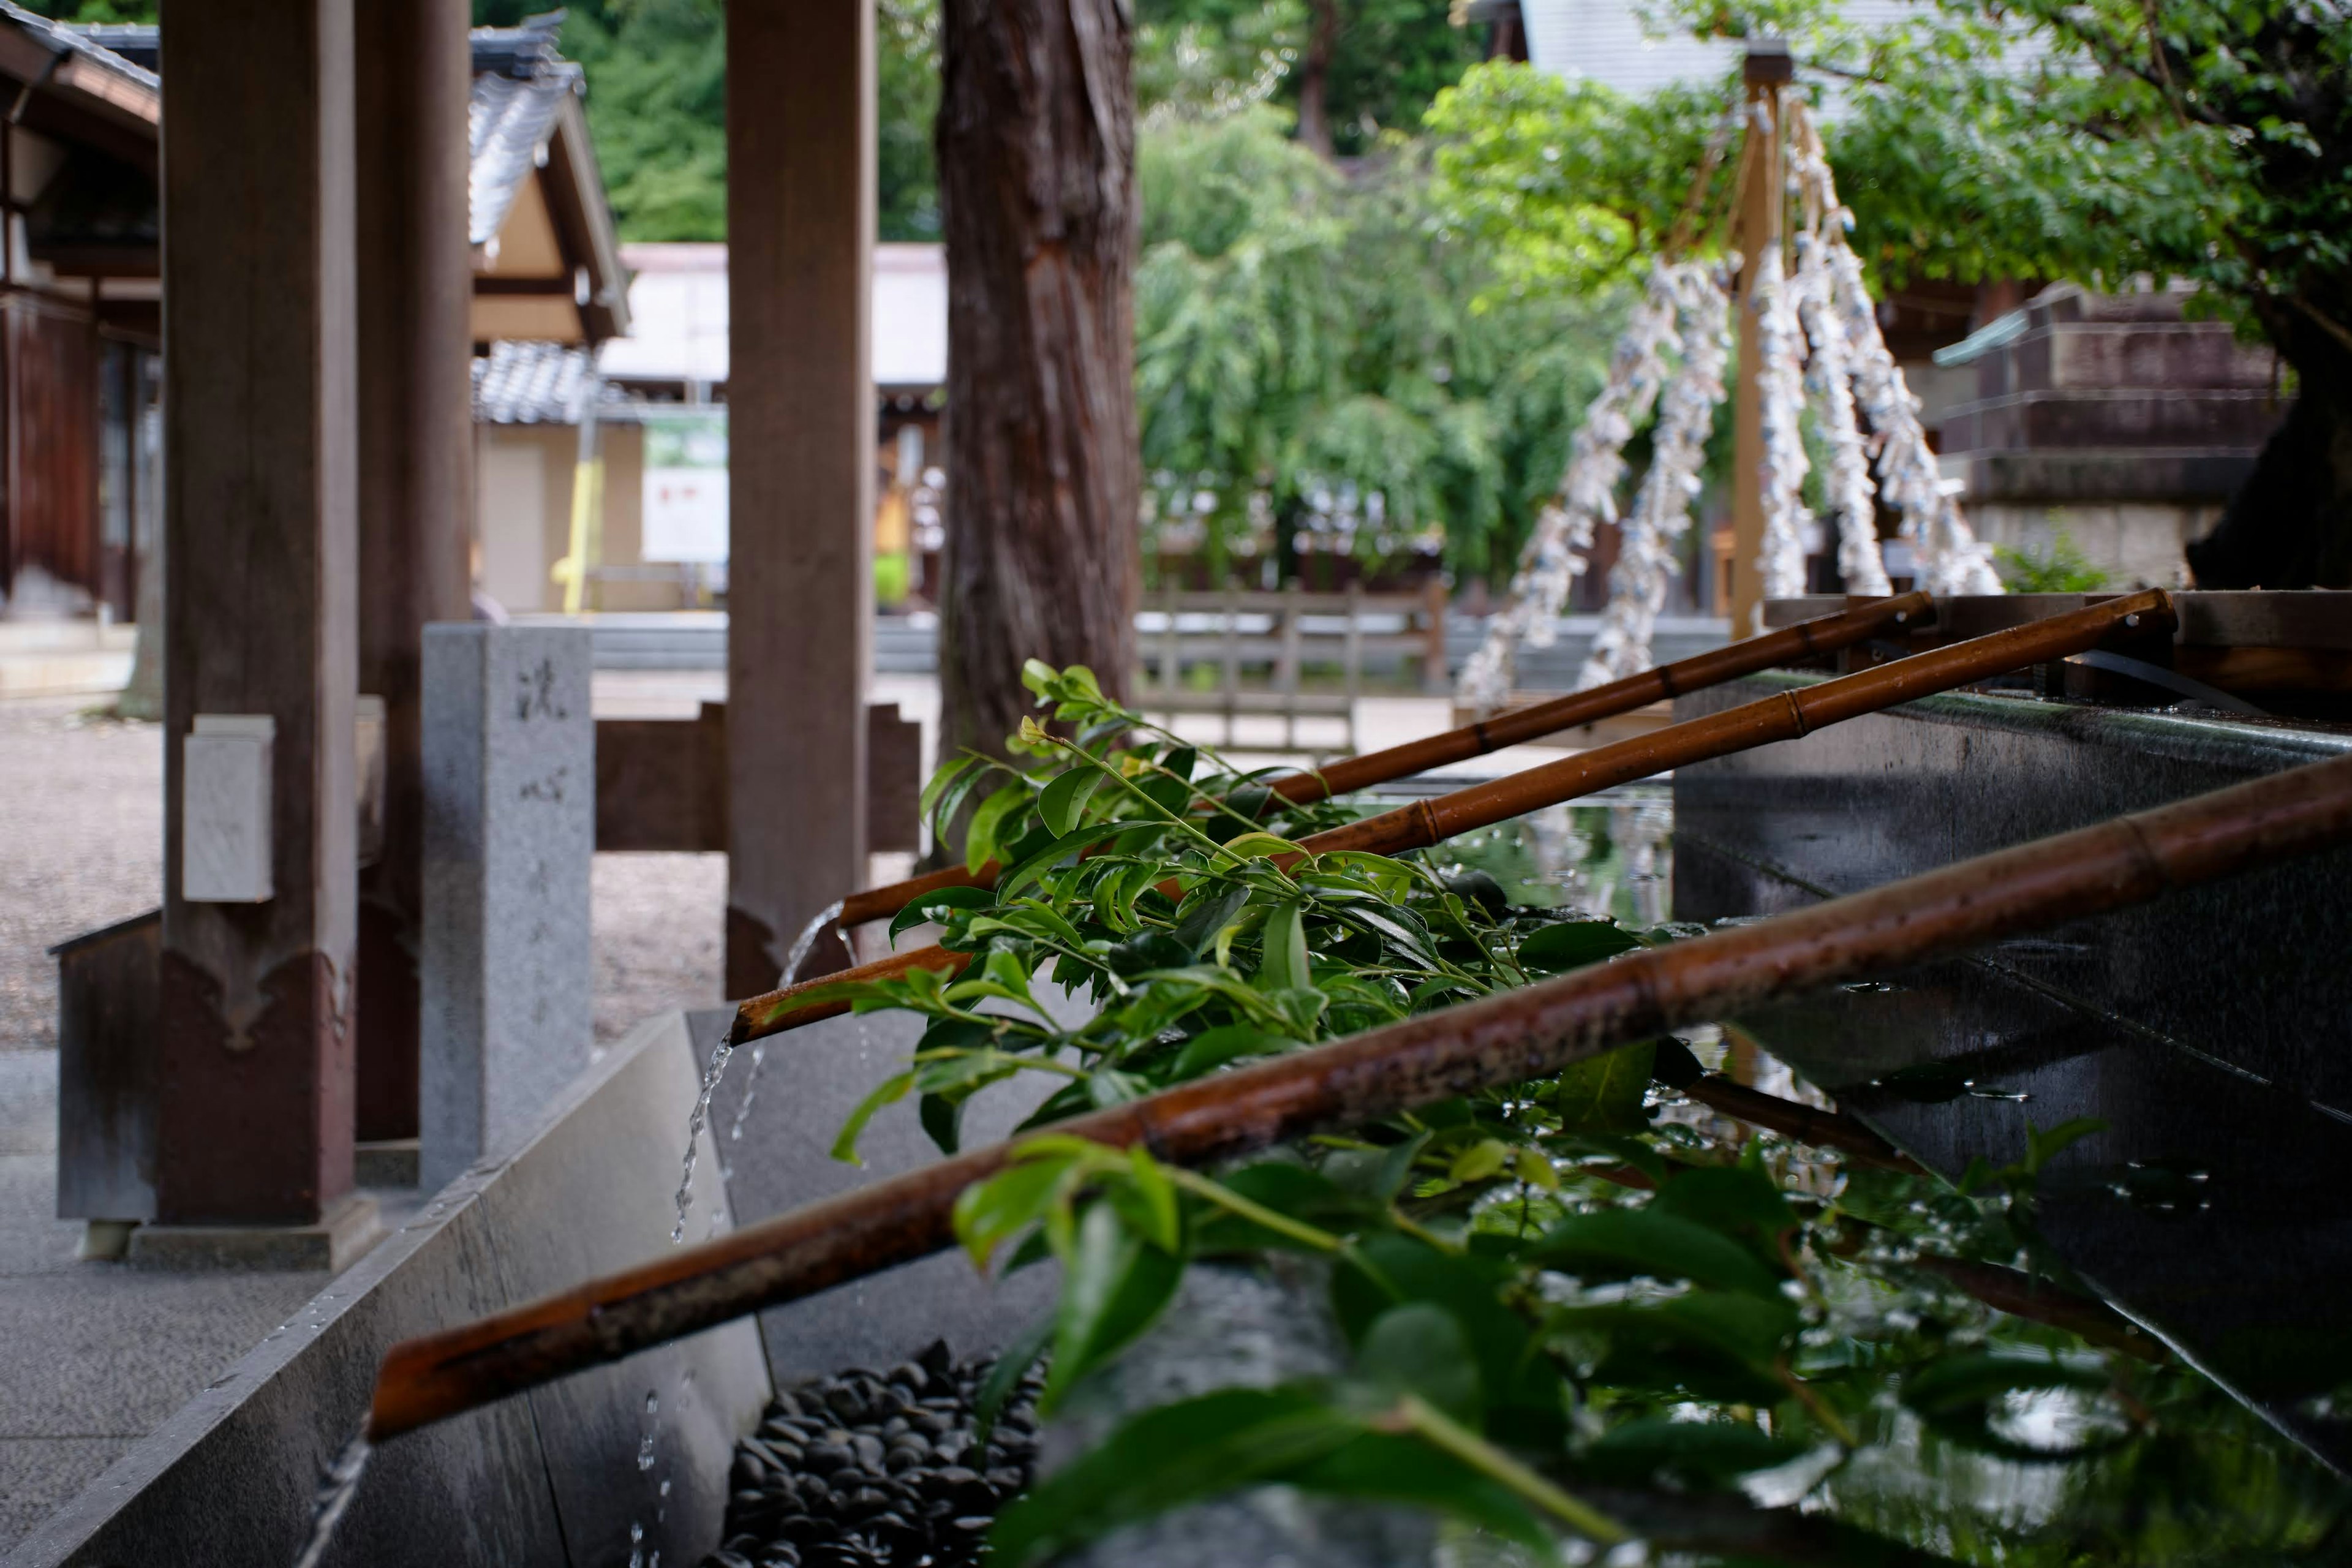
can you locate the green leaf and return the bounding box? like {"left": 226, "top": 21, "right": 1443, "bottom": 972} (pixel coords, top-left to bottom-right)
{"left": 1531, "top": 1209, "right": 1784, "bottom": 1299}
{"left": 1551, "top": 1040, "right": 1655, "bottom": 1133}
{"left": 1191, "top": 1162, "right": 1379, "bottom": 1256}
{"left": 1449, "top": 1137, "right": 1511, "bottom": 1184}
{"left": 974, "top": 1314, "right": 1056, "bottom": 1447}
{"left": 1290, "top": 1433, "right": 1550, "bottom": 1550}
{"left": 965, "top": 783, "right": 1032, "bottom": 873}
{"left": 1021, "top": 658, "right": 1059, "bottom": 696}
{"left": 1170, "top": 1024, "right": 1299, "bottom": 1080}
{"left": 1582, "top": 1416, "right": 1814, "bottom": 1490}
{"left": 930, "top": 757, "right": 999, "bottom": 842}
{"left": 827, "top": 1070, "right": 914, "bottom": 1167}
{"left": 1038, "top": 766, "right": 1106, "bottom": 838}
{"left": 1173, "top": 882, "right": 1252, "bottom": 957}
{"left": 1322, "top": 1130, "right": 1433, "bottom": 1205}
{"left": 1551, "top": 1293, "right": 1800, "bottom": 1406}
{"left": 1253, "top": 900, "right": 1311, "bottom": 992}
{"left": 1517, "top": 919, "right": 1643, "bottom": 974}
{"left": 919, "top": 1091, "right": 964, "bottom": 1156}
{"left": 1223, "top": 831, "right": 1299, "bottom": 860}
{"left": 1333, "top": 904, "right": 1438, "bottom": 968}
{"left": 1123, "top": 1145, "right": 1183, "bottom": 1253}
{"left": 996, "top": 825, "right": 1104, "bottom": 900}
{"left": 1357, "top": 1302, "right": 1483, "bottom": 1422}
{"left": 1041, "top": 1201, "right": 1186, "bottom": 1412}
{"left": 988, "top": 1388, "right": 1361, "bottom": 1567}
{"left": 918, "top": 753, "right": 980, "bottom": 821}
{"left": 888, "top": 882, "right": 994, "bottom": 942}
{"left": 952, "top": 1153, "right": 1076, "bottom": 1269}
{"left": 1330, "top": 1235, "right": 1560, "bottom": 1436}
{"left": 1648, "top": 1163, "right": 1798, "bottom": 1256}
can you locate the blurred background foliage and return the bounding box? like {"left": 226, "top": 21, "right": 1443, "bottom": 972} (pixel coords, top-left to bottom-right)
{"left": 35, "top": 0, "right": 2335, "bottom": 585}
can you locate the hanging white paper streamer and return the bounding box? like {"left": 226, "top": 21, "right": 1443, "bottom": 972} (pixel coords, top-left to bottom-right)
{"left": 1458, "top": 259, "right": 1685, "bottom": 711}
{"left": 1793, "top": 228, "right": 1894, "bottom": 597}
{"left": 1752, "top": 244, "right": 1814, "bottom": 619}
{"left": 1787, "top": 104, "right": 2001, "bottom": 597}
{"left": 1575, "top": 264, "right": 1733, "bottom": 689}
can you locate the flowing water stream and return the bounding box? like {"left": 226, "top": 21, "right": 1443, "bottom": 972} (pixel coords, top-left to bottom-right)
{"left": 287, "top": 1425, "right": 372, "bottom": 1568}
{"left": 670, "top": 899, "right": 845, "bottom": 1243}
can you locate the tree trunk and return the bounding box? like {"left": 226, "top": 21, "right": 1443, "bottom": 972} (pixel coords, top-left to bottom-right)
{"left": 2186, "top": 312, "right": 2352, "bottom": 588}
{"left": 935, "top": 0, "right": 1139, "bottom": 766}
{"left": 1295, "top": 0, "right": 1340, "bottom": 160}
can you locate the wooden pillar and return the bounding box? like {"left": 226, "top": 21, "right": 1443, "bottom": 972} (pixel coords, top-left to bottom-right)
{"left": 156, "top": 0, "right": 361, "bottom": 1227}
{"left": 353, "top": 0, "right": 475, "bottom": 1144}
{"left": 723, "top": 0, "right": 875, "bottom": 998}
{"left": 1730, "top": 42, "right": 1790, "bottom": 638}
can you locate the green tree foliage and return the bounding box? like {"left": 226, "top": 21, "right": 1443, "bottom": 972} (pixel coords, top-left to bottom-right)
{"left": 1134, "top": 107, "right": 1618, "bottom": 582}
{"left": 1424, "top": 1, "right": 2352, "bottom": 581}
{"left": 472, "top": 0, "right": 942, "bottom": 243}
{"left": 1137, "top": 0, "right": 1485, "bottom": 157}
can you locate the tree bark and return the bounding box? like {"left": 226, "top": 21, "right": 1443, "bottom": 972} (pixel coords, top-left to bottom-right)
{"left": 1295, "top": 0, "right": 1340, "bottom": 160}
{"left": 2187, "top": 311, "right": 2352, "bottom": 588}
{"left": 936, "top": 0, "right": 1139, "bottom": 766}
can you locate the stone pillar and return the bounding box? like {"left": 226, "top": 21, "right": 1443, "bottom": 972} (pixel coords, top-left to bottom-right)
{"left": 419, "top": 624, "right": 595, "bottom": 1193}
{"left": 723, "top": 0, "right": 876, "bottom": 998}
{"left": 1730, "top": 43, "right": 1790, "bottom": 638}
{"left": 153, "top": 0, "right": 363, "bottom": 1235}
{"left": 353, "top": 0, "right": 477, "bottom": 1146}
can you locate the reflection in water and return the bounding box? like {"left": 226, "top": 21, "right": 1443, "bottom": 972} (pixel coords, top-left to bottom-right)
{"left": 1437, "top": 786, "right": 1676, "bottom": 927}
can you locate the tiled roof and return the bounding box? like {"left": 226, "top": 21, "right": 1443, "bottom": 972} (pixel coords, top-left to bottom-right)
{"left": 58, "top": 10, "right": 579, "bottom": 251}
{"left": 9, "top": 6, "right": 159, "bottom": 89}
{"left": 474, "top": 339, "right": 603, "bottom": 425}
{"left": 469, "top": 67, "right": 581, "bottom": 249}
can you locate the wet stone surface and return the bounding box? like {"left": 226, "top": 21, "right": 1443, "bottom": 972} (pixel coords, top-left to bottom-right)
{"left": 698, "top": 1340, "right": 1040, "bottom": 1568}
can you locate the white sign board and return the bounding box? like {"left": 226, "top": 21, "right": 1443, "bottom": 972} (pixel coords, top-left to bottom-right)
{"left": 641, "top": 410, "right": 729, "bottom": 563}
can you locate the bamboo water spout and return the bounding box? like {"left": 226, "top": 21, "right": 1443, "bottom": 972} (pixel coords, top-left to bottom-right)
{"left": 368, "top": 735, "right": 2352, "bottom": 1442}
{"left": 832, "top": 592, "right": 1936, "bottom": 931}
{"left": 733, "top": 590, "right": 2173, "bottom": 1045}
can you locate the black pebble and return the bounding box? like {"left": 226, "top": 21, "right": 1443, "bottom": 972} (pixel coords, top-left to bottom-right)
{"left": 699, "top": 1346, "right": 1038, "bottom": 1568}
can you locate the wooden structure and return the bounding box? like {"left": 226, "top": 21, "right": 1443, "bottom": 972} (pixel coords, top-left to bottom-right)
{"left": 1726, "top": 42, "right": 1790, "bottom": 636}
{"left": 1139, "top": 582, "right": 1450, "bottom": 755}
{"left": 722, "top": 1, "right": 878, "bottom": 998}
{"left": 0, "top": 13, "right": 626, "bottom": 627}
{"left": 0, "top": 16, "right": 159, "bottom": 621}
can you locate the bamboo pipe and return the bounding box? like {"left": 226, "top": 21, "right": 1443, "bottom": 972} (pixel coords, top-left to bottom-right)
{"left": 731, "top": 590, "right": 2173, "bottom": 1044}
{"left": 368, "top": 739, "right": 2352, "bottom": 1441}
{"left": 832, "top": 592, "right": 1936, "bottom": 931}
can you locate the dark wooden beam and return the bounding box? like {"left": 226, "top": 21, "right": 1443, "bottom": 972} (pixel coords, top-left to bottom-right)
{"left": 353, "top": 0, "right": 473, "bottom": 1144}
{"left": 723, "top": 0, "right": 875, "bottom": 997}
{"left": 157, "top": 0, "right": 360, "bottom": 1226}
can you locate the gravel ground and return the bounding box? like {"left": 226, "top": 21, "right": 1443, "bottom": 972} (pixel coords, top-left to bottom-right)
{"left": 0, "top": 699, "right": 160, "bottom": 1055}
{"left": 0, "top": 695, "right": 727, "bottom": 1056}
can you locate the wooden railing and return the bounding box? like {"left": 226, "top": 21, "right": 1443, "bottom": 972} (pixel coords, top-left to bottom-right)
{"left": 1136, "top": 581, "right": 1449, "bottom": 755}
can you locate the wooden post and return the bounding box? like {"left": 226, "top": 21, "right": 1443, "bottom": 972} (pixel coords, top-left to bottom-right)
{"left": 353, "top": 0, "right": 475, "bottom": 1145}
{"left": 723, "top": 0, "right": 876, "bottom": 998}
{"left": 1729, "top": 42, "right": 1792, "bottom": 638}
{"left": 155, "top": 0, "right": 363, "bottom": 1233}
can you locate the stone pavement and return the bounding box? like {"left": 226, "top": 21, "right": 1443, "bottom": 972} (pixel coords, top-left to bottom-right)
{"left": 0, "top": 693, "right": 731, "bottom": 1552}
{"left": 0, "top": 1051, "right": 326, "bottom": 1547}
